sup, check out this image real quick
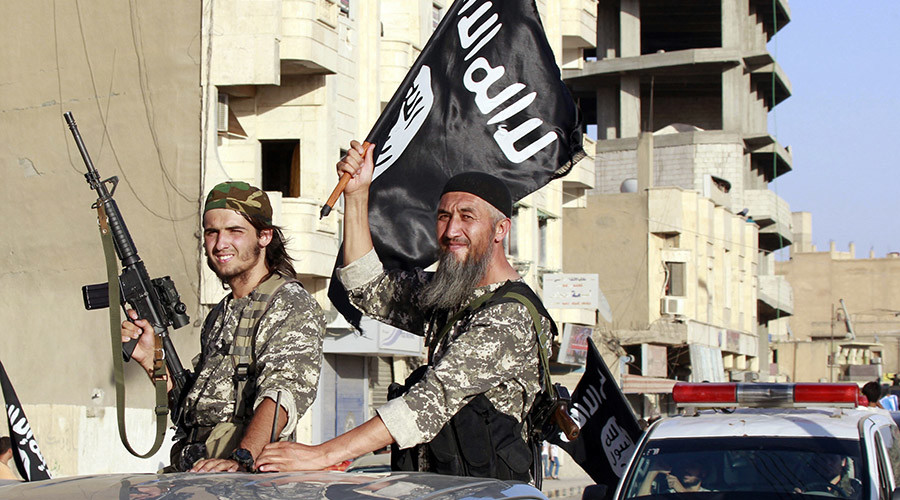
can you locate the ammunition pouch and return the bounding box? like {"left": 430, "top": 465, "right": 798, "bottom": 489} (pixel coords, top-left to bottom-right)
{"left": 167, "top": 421, "right": 245, "bottom": 472}
{"left": 388, "top": 367, "right": 533, "bottom": 482}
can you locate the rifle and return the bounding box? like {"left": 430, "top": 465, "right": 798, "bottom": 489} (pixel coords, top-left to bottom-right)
{"left": 64, "top": 112, "right": 192, "bottom": 452}
{"left": 532, "top": 382, "right": 580, "bottom": 442}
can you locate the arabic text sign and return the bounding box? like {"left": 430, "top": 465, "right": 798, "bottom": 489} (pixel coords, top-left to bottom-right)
{"left": 543, "top": 273, "right": 599, "bottom": 309}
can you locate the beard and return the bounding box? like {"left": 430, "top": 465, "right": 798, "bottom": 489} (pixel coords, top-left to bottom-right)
{"left": 418, "top": 240, "right": 493, "bottom": 312}
{"left": 206, "top": 244, "right": 262, "bottom": 284}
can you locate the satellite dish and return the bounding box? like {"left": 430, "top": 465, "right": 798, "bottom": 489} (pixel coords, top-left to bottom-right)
{"left": 620, "top": 178, "right": 638, "bottom": 193}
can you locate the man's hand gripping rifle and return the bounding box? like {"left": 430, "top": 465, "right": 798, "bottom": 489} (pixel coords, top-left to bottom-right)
{"left": 64, "top": 112, "right": 191, "bottom": 421}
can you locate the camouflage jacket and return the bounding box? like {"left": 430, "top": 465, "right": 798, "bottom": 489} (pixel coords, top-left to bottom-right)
{"left": 338, "top": 249, "right": 552, "bottom": 450}
{"left": 181, "top": 279, "right": 325, "bottom": 439}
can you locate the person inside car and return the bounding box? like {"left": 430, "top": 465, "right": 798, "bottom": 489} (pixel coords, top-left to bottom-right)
{"left": 637, "top": 459, "right": 710, "bottom": 495}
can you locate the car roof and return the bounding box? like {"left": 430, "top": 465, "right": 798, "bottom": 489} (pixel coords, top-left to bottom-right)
{"left": 0, "top": 471, "right": 547, "bottom": 500}
{"left": 647, "top": 407, "right": 893, "bottom": 440}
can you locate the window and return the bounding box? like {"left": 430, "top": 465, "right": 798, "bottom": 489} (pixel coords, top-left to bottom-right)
{"left": 432, "top": 3, "right": 443, "bottom": 30}
{"left": 506, "top": 206, "right": 519, "bottom": 258}
{"left": 538, "top": 213, "right": 549, "bottom": 268}
{"left": 261, "top": 140, "right": 301, "bottom": 198}
{"left": 665, "top": 262, "right": 685, "bottom": 296}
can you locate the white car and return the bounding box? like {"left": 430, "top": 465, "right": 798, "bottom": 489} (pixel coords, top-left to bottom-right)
{"left": 0, "top": 470, "right": 548, "bottom": 499}
{"left": 611, "top": 383, "right": 900, "bottom": 500}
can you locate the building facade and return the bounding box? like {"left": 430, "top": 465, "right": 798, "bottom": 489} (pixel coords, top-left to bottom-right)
{"left": 0, "top": 0, "right": 594, "bottom": 475}
{"left": 774, "top": 212, "right": 900, "bottom": 384}
{"left": 561, "top": 0, "right": 794, "bottom": 414}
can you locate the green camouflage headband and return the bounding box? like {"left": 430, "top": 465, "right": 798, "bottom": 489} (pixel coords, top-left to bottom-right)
{"left": 204, "top": 181, "right": 273, "bottom": 225}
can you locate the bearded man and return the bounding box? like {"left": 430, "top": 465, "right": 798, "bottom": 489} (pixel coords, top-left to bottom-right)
{"left": 256, "top": 141, "right": 553, "bottom": 484}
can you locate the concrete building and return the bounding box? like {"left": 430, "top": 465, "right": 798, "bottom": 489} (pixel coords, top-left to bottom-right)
{"left": 564, "top": 186, "right": 759, "bottom": 416}
{"left": 561, "top": 0, "right": 795, "bottom": 411}
{"left": 0, "top": 0, "right": 594, "bottom": 476}
{"left": 773, "top": 212, "right": 900, "bottom": 384}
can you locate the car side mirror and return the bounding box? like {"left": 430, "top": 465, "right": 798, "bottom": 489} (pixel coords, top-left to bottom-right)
{"left": 582, "top": 484, "right": 609, "bottom": 500}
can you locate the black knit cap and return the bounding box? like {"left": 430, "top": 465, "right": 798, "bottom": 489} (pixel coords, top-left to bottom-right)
{"left": 440, "top": 171, "right": 512, "bottom": 218}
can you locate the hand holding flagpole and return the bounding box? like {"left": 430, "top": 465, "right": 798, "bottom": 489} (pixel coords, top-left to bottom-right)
{"left": 320, "top": 141, "right": 371, "bottom": 219}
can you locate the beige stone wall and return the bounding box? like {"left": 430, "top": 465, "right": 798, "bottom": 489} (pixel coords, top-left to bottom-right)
{"left": 777, "top": 251, "right": 900, "bottom": 379}
{"left": 564, "top": 188, "right": 757, "bottom": 353}
{"left": 0, "top": 0, "right": 201, "bottom": 475}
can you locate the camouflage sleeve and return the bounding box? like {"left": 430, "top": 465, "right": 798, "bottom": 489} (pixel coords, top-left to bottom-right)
{"left": 337, "top": 248, "right": 430, "bottom": 334}
{"left": 252, "top": 282, "right": 326, "bottom": 439}
{"left": 377, "top": 301, "right": 538, "bottom": 449}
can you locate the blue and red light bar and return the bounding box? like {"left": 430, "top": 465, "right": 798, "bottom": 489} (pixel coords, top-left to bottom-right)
{"left": 672, "top": 382, "right": 863, "bottom": 408}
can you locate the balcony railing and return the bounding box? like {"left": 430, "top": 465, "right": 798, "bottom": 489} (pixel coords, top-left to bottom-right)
{"left": 758, "top": 274, "right": 793, "bottom": 318}
{"left": 271, "top": 195, "right": 341, "bottom": 279}
{"left": 744, "top": 189, "right": 792, "bottom": 251}
{"left": 280, "top": 0, "right": 340, "bottom": 75}
{"left": 561, "top": 0, "right": 598, "bottom": 50}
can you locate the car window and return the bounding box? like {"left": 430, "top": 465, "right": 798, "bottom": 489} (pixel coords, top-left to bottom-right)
{"left": 874, "top": 431, "right": 892, "bottom": 499}
{"left": 877, "top": 423, "right": 900, "bottom": 486}
{"left": 621, "top": 437, "right": 865, "bottom": 499}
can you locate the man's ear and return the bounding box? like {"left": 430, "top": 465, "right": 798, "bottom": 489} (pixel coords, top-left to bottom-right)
{"left": 258, "top": 228, "right": 274, "bottom": 248}
{"left": 494, "top": 218, "right": 511, "bottom": 243}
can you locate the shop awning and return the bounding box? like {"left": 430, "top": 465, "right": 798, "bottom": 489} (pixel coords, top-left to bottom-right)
{"left": 621, "top": 374, "right": 678, "bottom": 394}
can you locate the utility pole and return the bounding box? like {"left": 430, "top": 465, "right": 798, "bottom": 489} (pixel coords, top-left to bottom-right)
{"left": 830, "top": 303, "right": 835, "bottom": 383}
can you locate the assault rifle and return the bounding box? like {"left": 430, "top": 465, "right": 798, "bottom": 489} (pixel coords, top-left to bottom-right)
{"left": 64, "top": 111, "right": 191, "bottom": 415}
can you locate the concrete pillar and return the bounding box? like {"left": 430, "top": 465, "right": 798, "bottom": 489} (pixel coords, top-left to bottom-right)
{"left": 722, "top": 66, "right": 744, "bottom": 132}
{"left": 596, "top": 86, "right": 618, "bottom": 139}
{"left": 721, "top": 0, "right": 743, "bottom": 50}
{"left": 757, "top": 322, "right": 769, "bottom": 382}
{"left": 596, "top": 0, "right": 620, "bottom": 59}
{"left": 620, "top": 75, "right": 641, "bottom": 138}
{"left": 620, "top": 0, "right": 640, "bottom": 58}
{"left": 637, "top": 132, "right": 653, "bottom": 191}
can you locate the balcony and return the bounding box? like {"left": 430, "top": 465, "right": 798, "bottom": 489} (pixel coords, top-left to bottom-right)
{"left": 564, "top": 48, "right": 742, "bottom": 91}
{"left": 744, "top": 189, "right": 792, "bottom": 251}
{"left": 561, "top": 0, "right": 597, "bottom": 50}
{"left": 280, "top": 0, "right": 339, "bottom": 75}
{"left": 270, "top": 195, "right": 341, "bottom": 279}
{"left": 210, "top": 2, "right": 281, "bottom": 85}
{"left": 565, "top": 137, "right": 595, "bottom": 189}
{"left": 758, "top": 274, "right": 793, "bottom": 320}
{"left": 745, "top": 133, "right": 792, "bottom": 180}
{"left": 379, "top": 39, "right": 419, "bottom": 104}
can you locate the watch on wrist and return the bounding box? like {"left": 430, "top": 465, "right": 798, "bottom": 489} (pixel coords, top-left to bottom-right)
{"left": 230, "top": 448, "right": 254, "bottom": 471}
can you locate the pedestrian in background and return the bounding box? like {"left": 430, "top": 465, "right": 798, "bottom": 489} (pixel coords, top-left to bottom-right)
{"left": 0, "top": 436, "right": 19, "bottom": 480}
{"left": 549, "top": 443, "right": 561, "bottom": 479}
{"left": 541, "top": 441, "right": 550, "bottom": 479}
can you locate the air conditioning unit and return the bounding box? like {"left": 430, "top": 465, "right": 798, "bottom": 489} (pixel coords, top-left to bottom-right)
{"left": 660, "top": 297, "right": 685, "bottom": 316}
{"left": 216, "top": 93, "right": 229, "bottom": 133}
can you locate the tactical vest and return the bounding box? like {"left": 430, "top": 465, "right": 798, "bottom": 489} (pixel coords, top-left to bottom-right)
{"left": 170, "top": 273, "right": 296, "bottom": 471}
{"left": 389, "top": 280, "right": 557, "bottom": 483}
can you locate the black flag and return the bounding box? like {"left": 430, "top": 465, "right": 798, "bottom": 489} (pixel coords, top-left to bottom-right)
{"left": 1, "top": 360, "right": 51, "bottom": 481}
{"left": 329, "top": 0, "right": 584, "bottom": 325}
{"left": 549, "top": 338, "right": 642, "bottom": 490}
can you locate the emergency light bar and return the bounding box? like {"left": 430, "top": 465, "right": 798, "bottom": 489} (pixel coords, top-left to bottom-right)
{"left": 672, "top": 382, "right": 863, "bottom": 408}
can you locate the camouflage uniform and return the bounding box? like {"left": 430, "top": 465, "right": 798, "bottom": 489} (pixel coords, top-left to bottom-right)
{"left": 338, "top": 249, "right": 552, "bottom": 452}
{"left": 181, "top": 279, "right": 325, "bottom": 439}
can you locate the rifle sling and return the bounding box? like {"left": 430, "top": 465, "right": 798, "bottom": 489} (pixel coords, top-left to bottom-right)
{"left": 429, "top": 281, "right": 554, "bottom": 392}
{"left": 99, "top": 204, "right": 168, "bottom": 458}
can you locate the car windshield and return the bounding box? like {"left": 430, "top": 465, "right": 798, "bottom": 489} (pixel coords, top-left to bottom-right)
{"left": 620, "top": 437, "right": 866, "bottom": 499}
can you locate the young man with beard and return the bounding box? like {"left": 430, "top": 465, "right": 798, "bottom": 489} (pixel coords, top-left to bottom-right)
{"left": 122, "top": 182, "right": 325, "bottom": 472}
{"left": 256, "top": 141, "right": 554, "bottom": 483}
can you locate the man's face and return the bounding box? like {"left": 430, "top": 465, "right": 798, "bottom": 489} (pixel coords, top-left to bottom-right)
{"left": 675, "top": 465, "right": 704, "bottom": 487}
{"left": 435, "top": 191, "right": 497, "bottom": 264}
{"left": 203, "top": 208, "right": 268, "bottom": 282}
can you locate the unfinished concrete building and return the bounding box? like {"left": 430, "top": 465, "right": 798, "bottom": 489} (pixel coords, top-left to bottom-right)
{"left": 562, "top": 0, "right": 794, "bottom": 405}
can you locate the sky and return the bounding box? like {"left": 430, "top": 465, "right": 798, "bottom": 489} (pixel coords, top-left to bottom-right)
{"left": 769, "top": 1, "right": 900, "bottom": 259}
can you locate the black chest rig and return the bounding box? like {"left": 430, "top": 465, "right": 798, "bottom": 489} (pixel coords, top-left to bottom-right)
{"left": 388, "top": 280, "right": 557, "bottom": 484}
